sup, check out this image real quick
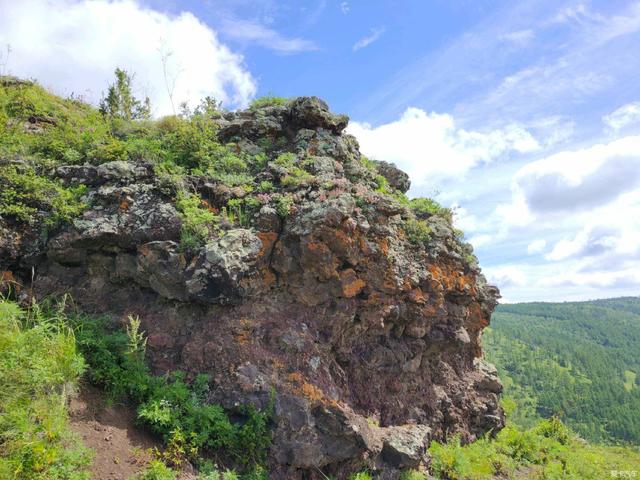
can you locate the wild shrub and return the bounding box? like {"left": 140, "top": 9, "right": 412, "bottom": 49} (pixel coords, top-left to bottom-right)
{"left": 225, "top": 196, "right": 261, "bottom": 227}
{"left": 409, "top": 197, "right": 452, "bottom": 222}
{"left": 428, "top": 416, "right": 640, "bottom": 480}
{"left": 404, "top": 218, "right": 432, "bottom": 246}
{"left": 398, "top": 471, "right": 427, "bottom": 480}
{"left": 0, "top": 164, "right": 86, "bottom": 226}
{"left": 99, "top": 68, "right": 151, "bottom": 121}
{"left": 136, "top": 460, "right": 177, "bottom": 480}
{"left": 175, "top": 191, "right": 219, "bottom": 251}
{"left": 348, "top": 472, "right": 372, "bottom": 480}
{"left": 0, "top": 299, "right": 90, "bottom": 480}
{"left": 275, "top": 194, "right": 294, "bottom": 218}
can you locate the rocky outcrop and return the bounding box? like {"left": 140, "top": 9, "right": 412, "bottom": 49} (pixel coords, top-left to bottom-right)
{"left": 0, "top": 97, "right": 503, "bottom": 479}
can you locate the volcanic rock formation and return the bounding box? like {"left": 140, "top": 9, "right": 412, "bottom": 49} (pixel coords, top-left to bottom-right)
{"left": 0, "top": 97, "right": 503, "bottom": 479}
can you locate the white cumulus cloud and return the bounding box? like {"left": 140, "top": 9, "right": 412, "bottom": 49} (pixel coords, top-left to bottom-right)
{"left": 0, "top": 0, "right": 257, "bottom": 115}
{"left": 347, "top": 107, "right": 540, "bottom": 188}
{"left": 527, "top": 239, "right": 547, "bottom": 255}
{"left": 484, "top": 266, "right": 527, "bottom": 288}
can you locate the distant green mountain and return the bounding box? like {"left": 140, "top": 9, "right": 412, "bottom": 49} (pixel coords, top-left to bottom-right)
{"left": 483, "top": 297, "right": 640, "bottom": 444}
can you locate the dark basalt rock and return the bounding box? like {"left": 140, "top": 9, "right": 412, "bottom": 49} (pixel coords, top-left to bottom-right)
{"left": 0, "top": 96, "right": 503, "bottom": 479}
{"left": 373, "top": 160, "right": 411, "bottom": 194}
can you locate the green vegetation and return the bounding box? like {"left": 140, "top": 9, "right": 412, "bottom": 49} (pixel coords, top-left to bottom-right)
{"left": 349, "top": 472, "right": 373, "bottom": 480}
{"left": 0, "top": 296, "right": 272, "bottom": 479}
{"left": 249, "top": 96, "right": 289, "bottom": 109}
{"left": 0, "top": 74, "right": 298, "bottom": 231}
{"left": 71, "top": 312, "right": 273, "bottom": 471}
{"left": 0, "top": 299, "right": 90, "bottom": 480}
{"left": 484, "top": 297, "right": 640, "bottom": 444}
{"left": 175, "top": 191, "right": 219, "bottom": 250}
{"left": 404, "top": 218, "right": 433, "bottom": 246}
{"left": 429, "top": 415, "right": 640, "bottom": 479}
{"left": 274, "top": 152, "right": 315, "bottom": 188}
{"left": 0, "top": 163, "right": 86, "bottom": 226}
{"left": 409, "top": 197, "right": 452, "bottom": 221}
{"left": 275, "top": 193, "right": 294, "bottom": 218}
{"left": 136, "top": 460, "right": 177, "bottom": 480}
{"left": 99, "top": 68, "right": 151, "bottom": 121}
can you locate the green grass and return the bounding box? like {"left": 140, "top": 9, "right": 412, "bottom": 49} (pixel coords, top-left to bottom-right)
{"left": 249, "top": 96, "right": 290, "bottom": 109}
{"left": 0, "top": 299, "right": 90, "bottom": 479}
{"left": 429, "top": 416, "right": 640, "bottom": 480}
{"left": 0, "top": 76, "right": 299, "bottom": 231}
{"left": 0, "top": 294, "right": 273, "bottom": 478}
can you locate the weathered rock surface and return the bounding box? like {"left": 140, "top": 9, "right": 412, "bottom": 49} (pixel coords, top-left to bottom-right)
{"left": 0, "top": 97, "right": 503, "bottom": 479}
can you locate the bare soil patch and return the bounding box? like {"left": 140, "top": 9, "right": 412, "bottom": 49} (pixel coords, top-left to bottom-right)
{"left": 69, "top": 383, "right": 159, "bottom": 480}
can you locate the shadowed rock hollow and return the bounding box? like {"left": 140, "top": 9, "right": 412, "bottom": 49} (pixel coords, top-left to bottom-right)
{"left": 0, "top": 96, "right": 503, "bottom": 479}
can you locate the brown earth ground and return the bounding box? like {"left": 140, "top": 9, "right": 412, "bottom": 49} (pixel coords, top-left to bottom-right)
{"left": 69, "top": 383, "right": 162, "bottom": 480}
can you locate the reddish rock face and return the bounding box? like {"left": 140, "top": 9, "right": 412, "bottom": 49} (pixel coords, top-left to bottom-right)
{"left": 0, "top": 97, "right": 503, "bottom": 479}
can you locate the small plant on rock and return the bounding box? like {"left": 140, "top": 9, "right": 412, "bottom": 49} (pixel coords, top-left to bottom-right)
{"left": 249, "top": 95, "right": 289, "bottom": 109}
{"left": 404, "top": 218, "right": 433, "bottom": 246}
{"left": 175, "top": 191, "right": 218, "bottom": 251}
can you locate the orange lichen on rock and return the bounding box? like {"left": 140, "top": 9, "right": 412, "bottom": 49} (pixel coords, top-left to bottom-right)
{"left": 257, "top": 231, "right": 278, "bottom": 258}
{"left": 287, "top": 372, "right": 336, "bottom": 406}
{"left": 428, "top": 262, "right": 477, "bottom": 296}
{"left": 378, "top": 237, "right": 390, "bottom": 257}
{"left": 0, "top": 270, "right": 20, "bottom": 293}
{"left": 339, "top": 269, "right": 366, "bottom": 298}
{"left": 407, "top": 287, "right": 426, "bottom": 304}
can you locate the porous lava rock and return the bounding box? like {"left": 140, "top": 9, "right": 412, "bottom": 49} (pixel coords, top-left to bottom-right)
{"left": 0, "top": 97, "right": 503, "bottom": 479}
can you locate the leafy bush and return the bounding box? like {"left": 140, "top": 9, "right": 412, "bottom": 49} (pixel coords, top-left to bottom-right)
{"left": 359, "top": 155, "right": 377, "bottom": 173}
{"left": 428, "top": 416, "right": 640, "bottom": 480}
{"left": 0, "top": 299, "right": 90, "bottom": 480}
{"left": 99, "top": 68, "right": 151, "bottom": 121}
{"left": 0, "top": 164, "right": 86, "bottom": 226}
{"left": 175, "top": 191, "right": 218, "bottom": 251}
{"left": 273, "top": 152, "right": 315, "bottom": 188}
{"left": 409, "top": 197, "right": 452, "bottom": 221}
{"left": 404, "top": 218, "right": 432, "bottom": 246}
{"left": 225, "top": 197, "right": 261, "bottom": 227}
{"left": 136, "top": 460, "right": 177, "bottom": 480}
{"left": 348, "top": 472, "right": 372, "bottom": 480}
{"left": 373, "top": 174, "right": 392, "bottom": 194}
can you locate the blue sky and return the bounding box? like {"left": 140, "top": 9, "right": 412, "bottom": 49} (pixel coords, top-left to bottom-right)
{"left": 1, "top": 0, "right": 640, "bottom": 302}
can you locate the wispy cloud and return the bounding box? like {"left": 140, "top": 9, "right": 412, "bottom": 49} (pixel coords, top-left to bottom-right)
{"left": 353, "top": 0, "right": 640, "bottom": 126}
{"left": 340, "top": 2, "right": 350, "bottom": 14}
{"left": 500, "top": 29, "right": 534, "bottom": 45}
{"left": 603, "top": 101, "right": 640, "bottom": 131}
{"left": 352, "top": 26, "right": 386, "bottom": 51}
{"left": 218, "top": 16, "right": 318, "bottom": 53}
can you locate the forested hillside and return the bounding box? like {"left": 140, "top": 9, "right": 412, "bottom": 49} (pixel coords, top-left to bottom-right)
{"left": 484, "top": 297, "right": 640, "bottom": 444}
